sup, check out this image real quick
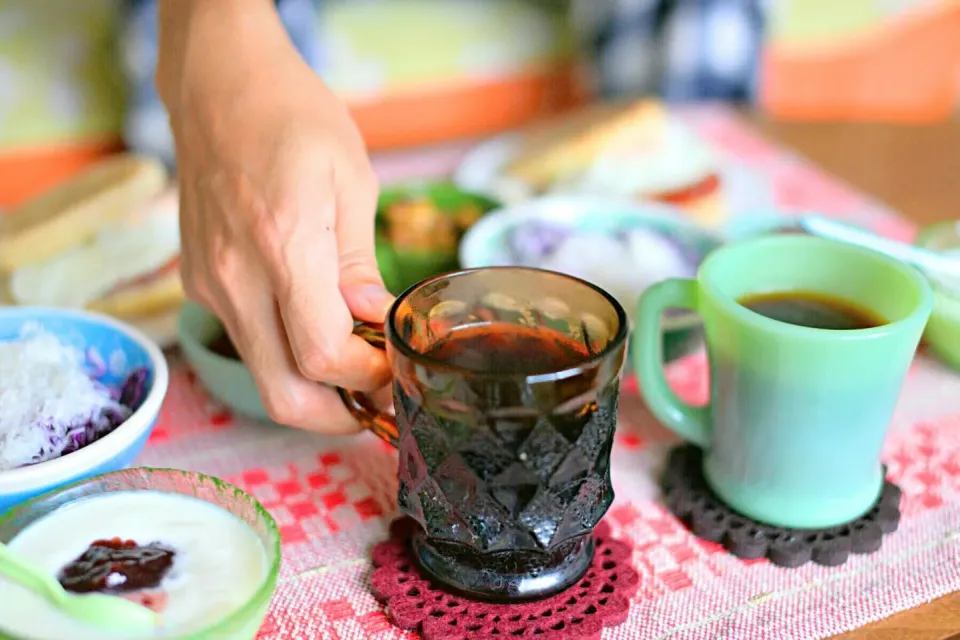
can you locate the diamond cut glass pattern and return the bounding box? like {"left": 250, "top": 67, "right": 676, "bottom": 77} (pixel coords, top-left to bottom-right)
{"left": 337, "top": 268, "right": 628, "bottom": 600}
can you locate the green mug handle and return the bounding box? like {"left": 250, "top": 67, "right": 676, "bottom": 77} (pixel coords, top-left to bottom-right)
{"left": 634, "top": 278, "right": 711, "bottom": 448}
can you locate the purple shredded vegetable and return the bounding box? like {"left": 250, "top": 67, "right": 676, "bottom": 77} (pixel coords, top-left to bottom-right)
{"left": 26, "top": 367, "right": 150, "bottom": 465}
{"left": 510, "top": 220, "right": 704, "bottom": 270}
{"left": 508, "top": 222, "right": 571, "bottom": 264}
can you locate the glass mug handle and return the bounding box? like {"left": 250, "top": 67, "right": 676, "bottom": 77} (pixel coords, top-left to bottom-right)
{"left": 634, "top": 278, "right": 712, "bottom": 448}
{"left": 335, "top": 323, "right": 400, "bottom": 448}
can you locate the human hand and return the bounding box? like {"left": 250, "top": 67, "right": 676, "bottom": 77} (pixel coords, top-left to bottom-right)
{"left": 158, "top": 2, "right": 392, "bottom": 433}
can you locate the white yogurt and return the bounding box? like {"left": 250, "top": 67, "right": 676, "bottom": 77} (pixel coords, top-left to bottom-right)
{"left": 0, "top": 490, "right": 269, "bottom": 639}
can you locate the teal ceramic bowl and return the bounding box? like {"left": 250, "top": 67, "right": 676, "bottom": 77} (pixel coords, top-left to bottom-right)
{"left": 914, "top": 221, "right": 960, "bottom": 372}
{"left": 459, "top": 196, "right": 725, "bottom": 363}
{"left": 0, "top": 468, "right": 281, "bottom": 640}
{"left": 178, "top": 302, "right": 269, "bottom": 421}
{"left": 376, "top": 181, "right": 501, "bottom": 294}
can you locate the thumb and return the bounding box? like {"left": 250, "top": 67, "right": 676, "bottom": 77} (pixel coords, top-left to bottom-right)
{"left": 339, "top": 250, "right": 393, "bottom": 323}
{"left": 336, "top": 173, "right": 394, "bottom": 323}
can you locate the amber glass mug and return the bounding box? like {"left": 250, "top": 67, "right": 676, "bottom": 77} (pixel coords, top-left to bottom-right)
{"left": 337, "top": 267, "right": 628, "bottom": 600}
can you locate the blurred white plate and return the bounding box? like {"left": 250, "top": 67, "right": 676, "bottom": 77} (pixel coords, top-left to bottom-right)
{"left": 453, "top": 117, "right": 719, "bottom": 204}
{"left": 453, "top": 116, "right": 780, "bottom": 236}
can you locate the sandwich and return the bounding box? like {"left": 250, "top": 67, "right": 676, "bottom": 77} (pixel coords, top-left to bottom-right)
{"left": 0, "top": 154, "right": 184, "bottom": 320}
{"left": 504, "top": 100, "right": 669, "bottom": 191}
{"left": 501, "top": 100, "right": 726, "bottom": 227}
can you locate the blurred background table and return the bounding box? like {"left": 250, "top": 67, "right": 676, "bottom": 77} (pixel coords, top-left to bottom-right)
{"left": 744, "top": 115, "right": 960, "bottom": 226}
{"left": 741, "top": 113, "right": 960, "bottom": 640}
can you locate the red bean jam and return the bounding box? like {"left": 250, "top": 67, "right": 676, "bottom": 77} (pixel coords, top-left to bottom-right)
{"left": 58, "top": 537, "right": 175, "bottom": 594}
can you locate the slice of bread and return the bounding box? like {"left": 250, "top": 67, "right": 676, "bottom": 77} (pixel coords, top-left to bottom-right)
{"left": 504, "top": 100, "right": 667, "bottom": 191}
{"left": 132, "top": 308, "right": 180, "bottom": 348}
{"left": 0, "top": 154, "right": 168, "bottom": 273}
{"left": 87, "top": 269, "right": 186, "bottom": 320}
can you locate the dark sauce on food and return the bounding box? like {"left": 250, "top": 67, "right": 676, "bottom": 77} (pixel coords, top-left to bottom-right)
{"left": 58, "top": 538, "right": 175, "bottom": 594}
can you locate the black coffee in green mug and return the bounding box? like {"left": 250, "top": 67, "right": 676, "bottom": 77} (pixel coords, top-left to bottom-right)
{"left": 738, "top": 290, "right": 886, "bottom": 330}
{"left": 634, "top": 235, "right": 932, "bottom": 529}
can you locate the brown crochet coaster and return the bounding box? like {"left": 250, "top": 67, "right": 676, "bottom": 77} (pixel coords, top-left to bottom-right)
{"left": 662, "top": 445, "right": 902, "bottom": 568}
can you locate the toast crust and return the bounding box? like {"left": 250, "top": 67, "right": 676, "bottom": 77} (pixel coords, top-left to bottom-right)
{"left": 87, "top": 270, "right": 186, "bottom": 320}
{"left": 0, "top": 155, "right": 168, "bottom": 273}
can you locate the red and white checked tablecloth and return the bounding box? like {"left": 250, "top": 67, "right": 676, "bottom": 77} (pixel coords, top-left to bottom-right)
{"left": 140, "top": 106, "right": 960, "bottom": 640}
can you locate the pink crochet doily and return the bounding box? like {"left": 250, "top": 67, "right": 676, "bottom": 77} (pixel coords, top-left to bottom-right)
{"left": 370, "top": 518, "right": 639, "bottom": 640}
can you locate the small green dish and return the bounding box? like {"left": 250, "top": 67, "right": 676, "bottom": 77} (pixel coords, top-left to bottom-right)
{"left": 0, "top": 468, "right": 280, "bottom": 640}
{"left": 376, "top": 181, "right": 501, "bottom": 294}
{"left": 178, "top": 302, "right": 270, "bottom": 422}
{"left": 914, "top": 221, "right": 960, "bottom": 372}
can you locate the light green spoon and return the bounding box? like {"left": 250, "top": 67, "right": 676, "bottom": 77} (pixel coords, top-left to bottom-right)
{"left": 0, "top": 542, "right": 159, "bottom": 633}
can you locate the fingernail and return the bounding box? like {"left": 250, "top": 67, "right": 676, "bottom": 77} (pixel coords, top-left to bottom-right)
{"left": 359, "top": 284, "right": 395, "bottom": 316}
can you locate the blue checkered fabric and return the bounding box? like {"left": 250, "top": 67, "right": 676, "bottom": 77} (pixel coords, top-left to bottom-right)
{"left": 575, "top": 0, "right": 767, "bottom": 101}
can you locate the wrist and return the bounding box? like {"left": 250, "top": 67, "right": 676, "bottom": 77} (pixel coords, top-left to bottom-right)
{"left": 157, "top": 0, "right": 300, "bottom": 128}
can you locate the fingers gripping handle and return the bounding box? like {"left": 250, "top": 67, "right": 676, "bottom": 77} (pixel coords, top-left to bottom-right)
{"left": 336, "top": 323, "right": 399, "bottom": 448}
{"left": 634, "top": 279, "right": 711, "bottom": 448}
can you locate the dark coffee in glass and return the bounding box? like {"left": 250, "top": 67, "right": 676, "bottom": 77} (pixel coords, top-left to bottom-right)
{"left": 338, "top": 267, "right": 628, "bottom": 601}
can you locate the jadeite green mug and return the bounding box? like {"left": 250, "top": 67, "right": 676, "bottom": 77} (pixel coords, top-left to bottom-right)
{"left": 634, "top": 234, "right": 933, "bottom": 529}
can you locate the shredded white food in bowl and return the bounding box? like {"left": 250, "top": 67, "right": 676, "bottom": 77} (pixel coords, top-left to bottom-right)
{"left": 0, "top": 327, "right": 131, "bottom": 471}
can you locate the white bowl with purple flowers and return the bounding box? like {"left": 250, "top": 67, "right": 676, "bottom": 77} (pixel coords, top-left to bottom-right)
{"left": 0, "top": 307, "right": 168, "bottom": 513}
{"left": 459, "top": 195, "right": 724, "bottom": 363}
